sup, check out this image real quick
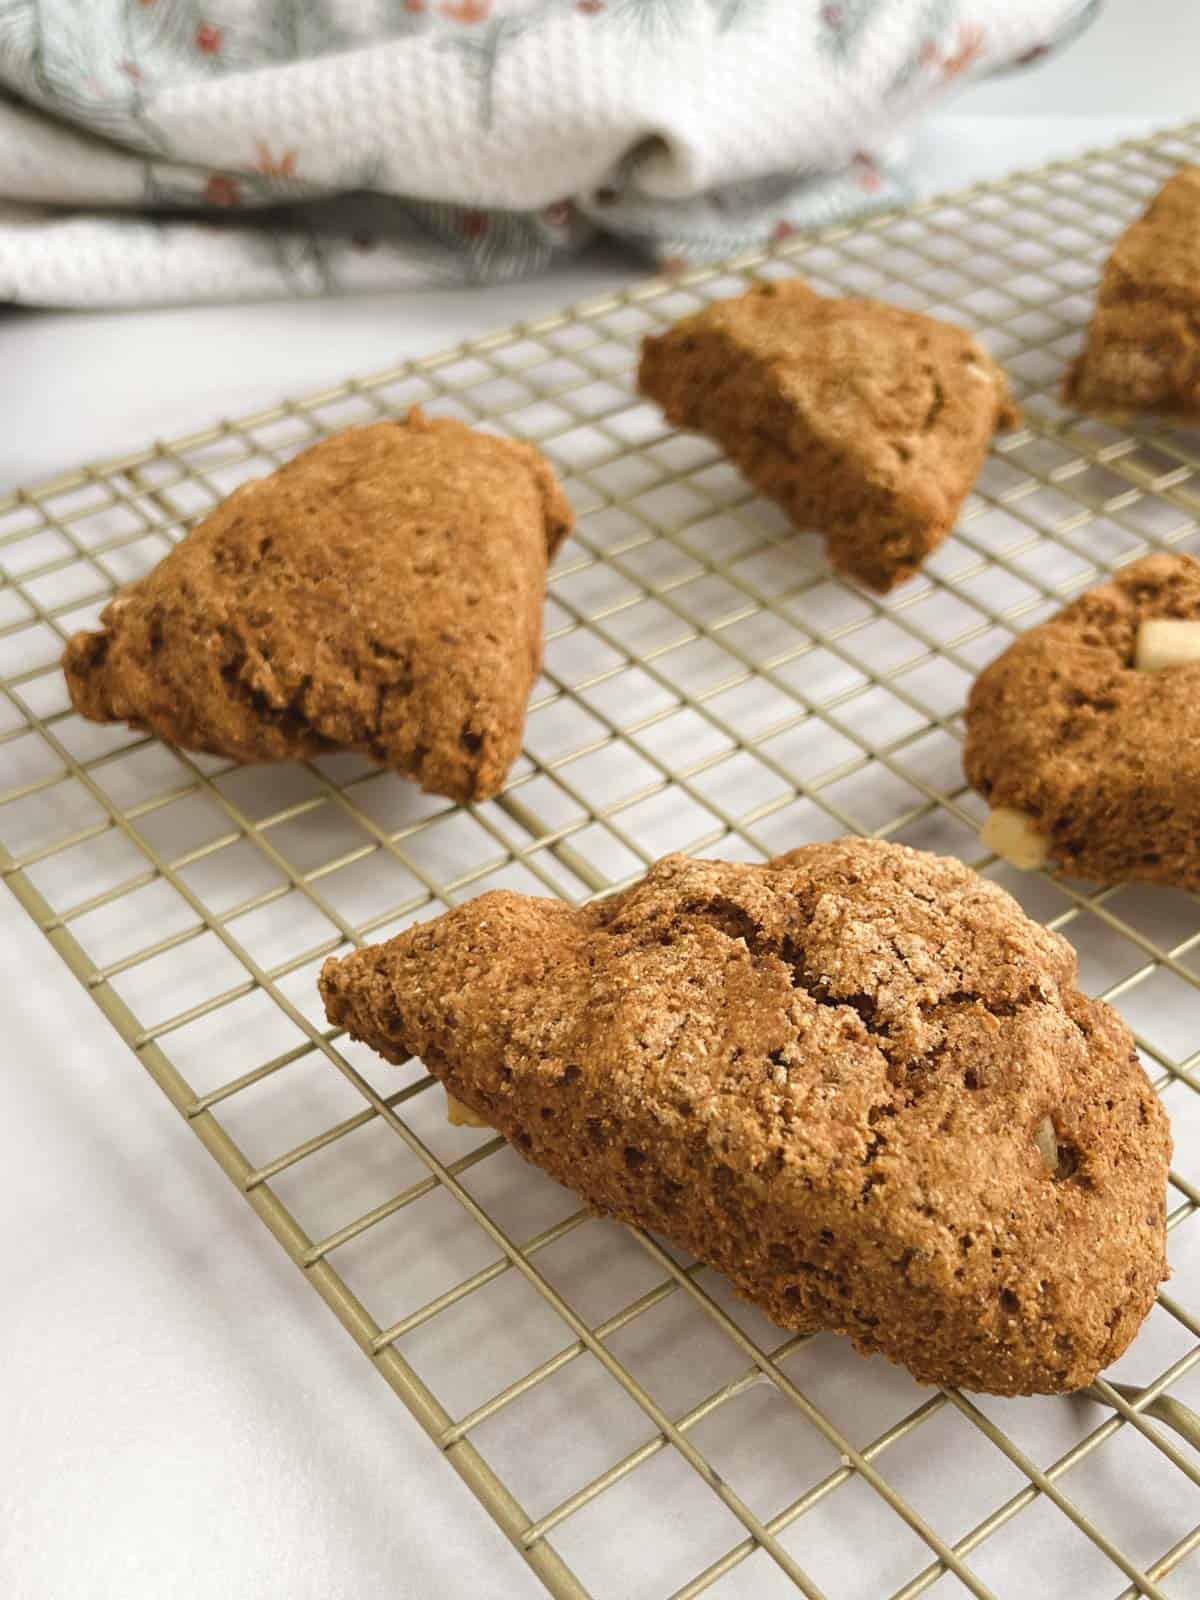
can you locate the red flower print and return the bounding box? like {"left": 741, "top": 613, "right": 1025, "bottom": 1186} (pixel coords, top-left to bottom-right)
{"left": 195, "top": 22, "right": 222, "bottom": 55}
{"left": 459, "top": 209, "right": 488, "bottom": 239}
{"left": 405, "top": 0, "right": 424, "bottom": 9}
{"left": 255, "top": 141, "right": 298, "bottom": 179}
{"left": 205, "top": 173, "right": 240, "bottom": 207}
{"left": 942, "top": 23, "right": 985, "bottom": 78}
{"left": 439, "top": 0, "right": 490, "bottom": 20}
{"left": 543, "top": 199, "right": 573, "bottom": 228}
{"left": 922, "top": 23, "right": 985, "bottom": 80}
{"left": 119, "top": 59, "right": 143, "bottom": 82}
{"left": 852, "top": 152, "right": 882, "bottom": 193}
{"left": 577, "top": 0, "right": 605, "bottom": 12}
{"left": 821, "top": 4, "right": 843, "bottom": 25}
{"left": 770, "top": 219, "right": 796, "bottom": 244}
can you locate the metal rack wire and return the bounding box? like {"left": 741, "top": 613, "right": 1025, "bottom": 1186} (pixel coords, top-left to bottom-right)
{"left": 5, "top": 120, "right": 1200, "bottom": 1599}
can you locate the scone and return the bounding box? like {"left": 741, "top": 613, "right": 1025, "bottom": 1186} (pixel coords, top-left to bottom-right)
{"left": 320, "top": 839, "right": 1169, "bottom": 1396}
{"left": 1065, "top": 167, "right": 1200, "bottom": 421}
{"left": 62, "top": 411, "right": 572, "bottom": 804}
{"left": 637, "top": 280, "right": 1018, "bottom": 592}
{"left": 965, "top": 553, "right": 1200, "bottom": 889}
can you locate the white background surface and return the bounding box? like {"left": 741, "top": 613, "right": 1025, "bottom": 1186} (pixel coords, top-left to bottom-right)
{"left": 3, "top": 9, "right": 1200, "bottom": 1598}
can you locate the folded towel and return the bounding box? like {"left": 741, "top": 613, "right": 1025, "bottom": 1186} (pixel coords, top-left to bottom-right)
{"left": 0, "top": 0, "right": 1099, "bottom": 307}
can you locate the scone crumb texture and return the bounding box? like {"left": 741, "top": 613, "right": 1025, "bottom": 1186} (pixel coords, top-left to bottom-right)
{"left": 1135, "top": 618, "right": 1200, "bottom": 673}
{"left": 981, "top": 807, "right": 1050, "bottom": 870}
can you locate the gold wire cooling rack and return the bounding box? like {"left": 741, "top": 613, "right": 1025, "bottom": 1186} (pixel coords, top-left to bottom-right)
{"left": 6, "top": 121, "right": 1200, "bottom": 1600}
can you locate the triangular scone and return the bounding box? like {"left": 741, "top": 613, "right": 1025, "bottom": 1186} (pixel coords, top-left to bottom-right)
{"left": 638, "top": 281, "right": 1017, "bottom": 592}
{"left": 965, "top": 553, "right": 1200, "bottom": 889}
{"left": 1065, "top": 168, "right": 1200, "bottom": 420}
{"left": 63, "top": 412, "right": 572, "bottom": 803}
{"left": 320, "top": 839, "right": 1168, "bottom": 1396}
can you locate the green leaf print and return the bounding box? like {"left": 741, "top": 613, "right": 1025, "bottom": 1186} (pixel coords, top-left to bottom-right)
{"left": 439, "top": 15, "right": 540, "bottom": 130}
{"left": 706, "top": 0, "right": 762, "bottom": 29}
{"left": 611, "top": 0, "right": 692, "bottom": 37}
{"left": 243, "top": 1, "right": 352, "bottom": 64}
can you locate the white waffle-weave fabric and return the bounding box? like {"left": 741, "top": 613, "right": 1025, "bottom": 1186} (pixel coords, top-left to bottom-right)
{"left": 0, "top": 0, "right": 1098, "bottom": 307}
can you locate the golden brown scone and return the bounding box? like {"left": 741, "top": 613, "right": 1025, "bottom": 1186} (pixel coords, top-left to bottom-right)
{"left": 637, "top": 280, "right": 1018, "bottom": 592}
{"left": 62, "top": 411, "right": 573, "bottom": 804}
{"left": 320, "top": 839, "right": 1169, "bottom": 1396}
{"left": 965, "top": 553, "right": 1200, "bottom": 889}
{"left": 1065, "top": 168, "right": 1200, "bottom": 420}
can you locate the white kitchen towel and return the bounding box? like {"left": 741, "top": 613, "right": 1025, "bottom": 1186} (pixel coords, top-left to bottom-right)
{"left": 0, "top": 0, "right": 1099, "bottom": 307}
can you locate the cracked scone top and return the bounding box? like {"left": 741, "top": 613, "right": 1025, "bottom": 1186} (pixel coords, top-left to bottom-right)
{"left": 965, "top": 553, "right": 1200, "bottom": 889}
{"left": 637, "top": 280, "right": 1018, "bottom": 592}
{"left": 61, "top": 411, "right": 573, "bottom": 804}
{"left": 320, "top": 838, "right": 1169, "bottom": 1396}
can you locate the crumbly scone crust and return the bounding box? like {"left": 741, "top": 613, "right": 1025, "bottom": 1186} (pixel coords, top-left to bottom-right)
{"left": 1065, "top": 167, "right": 1200, "bottom": 419}
{"left": 320, "top": 838, "right": 1169, "bottom": 1396}
{"left": 637, "top": 280, "right": 1017, "bottom": 592}
{"left": 62, "top": 411, "right": 573, "bottom": 803}
{"left": 964, "top": 553, "right": 1200, "bottom": 889}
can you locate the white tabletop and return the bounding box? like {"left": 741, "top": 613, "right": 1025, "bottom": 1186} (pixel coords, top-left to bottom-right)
{"left": 4, "top": 7, "right": 1200, "bottom": 1593}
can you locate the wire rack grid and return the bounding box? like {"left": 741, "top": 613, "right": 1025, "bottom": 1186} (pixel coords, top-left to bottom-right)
{"left": 6, "top": 121, "right": 1200, "bottom": 1600}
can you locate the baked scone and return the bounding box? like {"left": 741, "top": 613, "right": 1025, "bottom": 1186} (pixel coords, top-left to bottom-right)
{"left": 965, "top": 553, "right": 1200, "bottom": 889}
{"left": 320, "top": 839, "right": 1169, "bottom": 1396}
{"left": 637, "top": 280, "right": 1018, "bottom": 592}
{"left": 62, "top": 411, "right": 572, "bottom": 804}
{"left": 1065, "top": 167, "right": 1200, "bottom": 421}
